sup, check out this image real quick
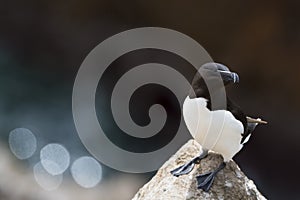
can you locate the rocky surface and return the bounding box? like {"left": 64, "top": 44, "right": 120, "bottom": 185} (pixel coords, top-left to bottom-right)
{"left": 132, "top": 140, "right": 266, "bottom": 200}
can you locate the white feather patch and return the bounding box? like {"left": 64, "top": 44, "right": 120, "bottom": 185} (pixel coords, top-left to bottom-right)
{"left": 183, "top": 96, "right": 245, "bottom": 161}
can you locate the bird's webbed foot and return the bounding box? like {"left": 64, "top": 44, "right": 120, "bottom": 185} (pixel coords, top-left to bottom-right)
{"left": 171, "top": 150, "right": 208, "bottom": 177}
{"left": 196, "top": 162, "right": 226, "bottom": 192}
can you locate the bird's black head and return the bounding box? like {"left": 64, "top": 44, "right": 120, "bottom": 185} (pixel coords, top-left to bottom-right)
{"left": 189, "top": 62, "right": 239, "bottom": 98}
{"left": 201, "top": 62, "right": 239, "bottom": 85}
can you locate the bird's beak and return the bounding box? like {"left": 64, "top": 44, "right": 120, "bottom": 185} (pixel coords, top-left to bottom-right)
{"left": 217, "top": 70, "right": 239, "bottom": 83}
{"left": 246, "top": 116, "right": 268, "bottom": 124}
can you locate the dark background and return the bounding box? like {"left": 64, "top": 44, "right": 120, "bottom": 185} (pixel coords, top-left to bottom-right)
{"left": 1, "top": 0, "right": 300, "bottom": 199}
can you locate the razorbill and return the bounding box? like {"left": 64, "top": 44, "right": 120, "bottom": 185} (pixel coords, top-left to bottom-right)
{"left": 171, "top": 62, "right": 267, "bottom": 192}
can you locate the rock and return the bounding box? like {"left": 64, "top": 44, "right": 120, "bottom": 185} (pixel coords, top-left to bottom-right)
{"left": 132, "top": 140, "right": 267, "bottom": 200}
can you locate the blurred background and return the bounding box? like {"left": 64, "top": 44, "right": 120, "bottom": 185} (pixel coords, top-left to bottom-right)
{"left": 1, "top": 0, "right": 300, "bottom": 199}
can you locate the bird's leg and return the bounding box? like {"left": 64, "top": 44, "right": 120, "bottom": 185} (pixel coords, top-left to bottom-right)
{"left": 196, "top": 162, "right": 226, "bottom": 192}
{"left": 171, "top": 149, "right": 208, "bottom": 177}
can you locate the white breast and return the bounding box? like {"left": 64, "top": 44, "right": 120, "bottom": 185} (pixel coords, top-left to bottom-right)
{"left": 182, "top": 96, "right": 245, "bottom": 162}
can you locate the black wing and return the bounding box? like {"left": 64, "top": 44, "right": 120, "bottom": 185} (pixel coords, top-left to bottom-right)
{"left": 225, "top": 98, "right": 251, "bottom": 144}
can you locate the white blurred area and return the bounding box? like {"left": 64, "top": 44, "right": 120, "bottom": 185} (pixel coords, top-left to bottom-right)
{"left": 9, "top": 128, "right": 37, "bottom": 160}
{"left": 40, "top": 143, "right": 70, "bottom": 176}
{"left": 71, "top": 156, "right": 102, "bottom": 188}
{"left": 0, "top": 143, "right": 144, "bottom": 200}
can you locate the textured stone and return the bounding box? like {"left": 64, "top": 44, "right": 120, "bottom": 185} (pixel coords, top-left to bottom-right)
{"left": 132, "top": 140, "right": 266, "bottom": 200}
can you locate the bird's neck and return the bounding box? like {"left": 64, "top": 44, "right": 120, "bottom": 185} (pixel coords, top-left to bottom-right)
{"left": 189, "top": 86, "right": 227, "bottom": 111}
